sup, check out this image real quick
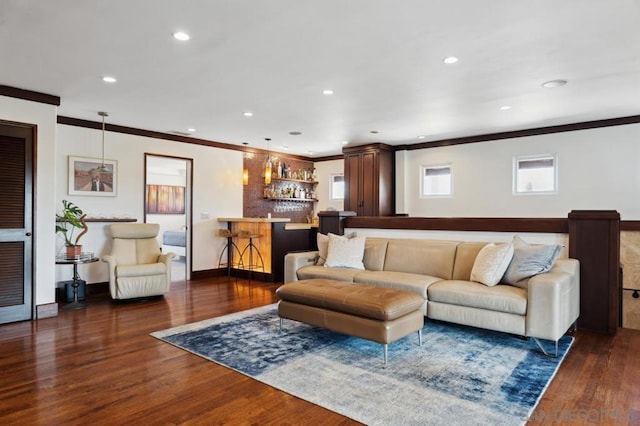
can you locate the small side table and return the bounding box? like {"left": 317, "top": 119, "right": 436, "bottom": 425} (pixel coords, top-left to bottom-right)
{"left": 56, "top": 253, "right": 99, "bottom": 310}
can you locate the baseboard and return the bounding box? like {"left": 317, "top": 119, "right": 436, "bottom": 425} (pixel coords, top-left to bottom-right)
{"left": 190, "top": 268, "right": 275, "bottom": 282}
{"left": 36, "top": 302, "right": 58, "bottom": 319}
{"left": 88, "top": 282, "right": 110, "bottom": 295}
{"left": 191, "top": 268, "right": 228, "bottom": 280}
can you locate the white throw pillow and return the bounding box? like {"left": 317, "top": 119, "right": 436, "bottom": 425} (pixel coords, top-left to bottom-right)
{"left": 324, "top": 234, "right": 366, "bottom": 269}
{"left": 316, "top": 232, "right": 356, "bottom": 265}
{"left": 470, "top": 242, "right": 514, "bottom": 286}
{"left": 316, "top": 233, "right": 329, "bottom": 265}
{"left": 502, "top": 236, "right": 562, "bottom": 288}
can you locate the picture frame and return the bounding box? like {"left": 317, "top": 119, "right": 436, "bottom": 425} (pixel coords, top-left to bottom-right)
{"left": 68, "top": 156, "right": 117, "bottom": 197}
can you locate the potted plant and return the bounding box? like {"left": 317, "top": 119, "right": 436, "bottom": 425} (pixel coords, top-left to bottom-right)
{"left": 56, "top": 199, "right": 89, "bottom": 258}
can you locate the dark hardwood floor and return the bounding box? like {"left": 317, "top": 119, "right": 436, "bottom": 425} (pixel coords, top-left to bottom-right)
{"left": 1, "top": 276, "right": 639, "bottom": 425}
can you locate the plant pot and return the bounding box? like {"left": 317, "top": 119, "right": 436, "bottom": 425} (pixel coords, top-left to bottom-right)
{"left": 66, "top": 245, "right": 82, "bottom": 258}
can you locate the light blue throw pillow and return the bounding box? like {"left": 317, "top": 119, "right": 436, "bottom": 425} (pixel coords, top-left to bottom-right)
{"left": 502, "top": 236, "right": 562, "bottom": 287}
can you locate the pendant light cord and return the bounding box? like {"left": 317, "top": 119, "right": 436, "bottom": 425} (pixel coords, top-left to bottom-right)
{"left": 98, "top": 111, "right": 109, "bottom": 170}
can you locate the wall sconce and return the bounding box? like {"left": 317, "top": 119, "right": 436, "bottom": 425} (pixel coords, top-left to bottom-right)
{"left": 264, "top": 137, "right": 272, "bottom": 185}
{"left": 242, "top": 142, "right": 250, "bottom": 185}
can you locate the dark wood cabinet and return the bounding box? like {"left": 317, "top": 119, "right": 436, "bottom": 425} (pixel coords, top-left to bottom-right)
{"left": 343, "top": 143, "right": 395, "bottom": 216}
{"left": 568, "top": 210, "right": 620, "bottom": 334}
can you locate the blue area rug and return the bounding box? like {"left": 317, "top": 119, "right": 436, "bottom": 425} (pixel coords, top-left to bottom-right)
{"left": 151, "top": 304, "right": 572, "bottom": 425}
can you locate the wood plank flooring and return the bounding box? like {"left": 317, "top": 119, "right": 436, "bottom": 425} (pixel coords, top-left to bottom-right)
{"left": 1, "top": 276, "right": 639, "bottom": 425}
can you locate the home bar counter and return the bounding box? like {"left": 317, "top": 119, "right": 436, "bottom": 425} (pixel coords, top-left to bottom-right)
{"left": 217, "top": 217, "right": 317, "bottom": 282}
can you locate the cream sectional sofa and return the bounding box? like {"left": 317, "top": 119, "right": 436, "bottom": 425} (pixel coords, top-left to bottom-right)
{"left": 284, "top": 237, "right": 580, "bottom": 351}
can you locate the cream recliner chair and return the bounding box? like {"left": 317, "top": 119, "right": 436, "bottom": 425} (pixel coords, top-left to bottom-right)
{"left": 103, "top": 223, "right": 175, "bottom": 300}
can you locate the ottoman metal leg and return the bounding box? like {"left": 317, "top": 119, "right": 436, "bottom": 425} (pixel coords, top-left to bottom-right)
{"left": 383, "top": 344, "right": 388, "bottom": 365}
{"left": 418, "top": 329, "right": 423, "bottom": 346}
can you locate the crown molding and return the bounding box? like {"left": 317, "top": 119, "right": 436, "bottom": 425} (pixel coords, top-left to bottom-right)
{"left": 0, "top": 85, "right": 60, "bottom": 106}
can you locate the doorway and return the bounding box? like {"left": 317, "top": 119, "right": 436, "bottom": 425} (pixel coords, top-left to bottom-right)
{"left": 0, "top": 121, "right": 34, "bottom": 324}
{"left": 144, "top": 154, "right": 193, "bottom": 281}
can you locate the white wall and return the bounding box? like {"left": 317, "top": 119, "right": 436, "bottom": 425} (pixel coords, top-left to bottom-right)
{"left": 313, "top": 159, "right": 344, "bottom": 215}
{"left": 0, "top": 95, "right": 58, "bottom": 307}
{"left": 56, "top": 124, "right": 243, "bottom": 284}
{"left": 398, "top": 123, "right": 640, "bottom": 219}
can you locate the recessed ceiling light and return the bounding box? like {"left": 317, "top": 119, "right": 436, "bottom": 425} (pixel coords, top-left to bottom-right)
{"left": 541, "top": 79, "right": 568, "bottom": 88}
{"left": 281, "top": 145, "right": 289, "bottom": 151}
{"left": 443, "top": 56, "right": 459, "bottom": 64}
{"left": 322, "top": 89, "right": 334, "bottom": 95}
{"left": 173, "top": 32, "right": 190, "bottom": 41}
{"left": 342, "top": 141, "right": 349, "bottom": 145}
{"left": 289, "top": 131, "right": 302, "bottom": 135}
{"left": 243, "top": 112, "right": 253, "bottom": 117}
{"left": 102, "top": 76, "right": 117, "bottom": 83}
{"left": 417, "top": 135, "right": 426, "bottom": 139}
{"left": 307, "top": 151, "right": 314, "bottom": 155}
{"left": 187, "top": 128, "right": 196, "bottom": 132}
{"left": 370, "top": 130, "right": 379, "bottom": 134}
{"left": 499, "top": 105, "right": 512, "bottom": 110}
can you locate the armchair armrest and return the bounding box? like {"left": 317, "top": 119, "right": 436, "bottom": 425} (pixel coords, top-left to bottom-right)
{"left": 526, "top": 258, "right": 580, "bottom": 341}
{"left": 284, "top": 251, "right": 319, "bottom": 283}
{"left": 159, "top": 252, "right": 175, "bottom": 266}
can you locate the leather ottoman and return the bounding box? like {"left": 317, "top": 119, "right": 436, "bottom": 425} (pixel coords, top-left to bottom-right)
{"left": 276, "top": 278, "right": 424, "bottom": 364}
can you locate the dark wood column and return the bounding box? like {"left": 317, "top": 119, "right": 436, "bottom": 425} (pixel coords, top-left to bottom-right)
{"left": 568, "top": 210, "right": 620, "bottom": 334}
{"left": 318, "top": 211, "right": 357, "bottom": 235}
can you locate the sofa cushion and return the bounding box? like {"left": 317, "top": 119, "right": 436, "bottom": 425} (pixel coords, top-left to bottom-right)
{"left": 452, "top": 242, "right": 488, "bottom": 281}
{"left": 325, "top": 234, "right": 366, "bottom": 269}
{"left": 383, "top": 239, "right": 459, "bottom": 279}
{"left": 470, "top": 243, "right": 514, "bottom": 286}
{"left": 363, "top": 238, "right": 389, "bottom": 271}
{"left": 116, "top": 262, "right": 166, "bottom": 277}
{"left": 296, "top": 265, "right": 360, "bottom": 282}
{"left": 428, "top": 280, "right": 527, "bottom": 315}
{"left": 354, "top": 270, "right": 443, "bottom": 298}
{"left": 502, "top": 236, "right": 562, "bottom": 288}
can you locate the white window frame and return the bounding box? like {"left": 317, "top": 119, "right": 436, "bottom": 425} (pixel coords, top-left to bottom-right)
{"left": 330, "top": 173, "right": 344, "bottom": 200}
{"left": 513, "top": 154, "right": 558, "bottom": 195}
{"left": 420, "top": 163, "right": 453, "bottom": 197}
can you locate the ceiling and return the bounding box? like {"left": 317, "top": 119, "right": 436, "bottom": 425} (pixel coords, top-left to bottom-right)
{"left": 1, "top": 1, "right": 639, "bottom": 157}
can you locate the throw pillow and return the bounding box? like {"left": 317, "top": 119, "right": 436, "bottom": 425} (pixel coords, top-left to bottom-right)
{"left": 324, "top": 234, "right": 366, "bottom": 269}
{"left": 502, "top": 236, "right": 562, "bottom": 287}
{"left": 316, "top": 233, "right": 329, "bottom": 265}
{"left": 470, "top": 242, "right": 514, "bottom": 286}
{"left": 316, "top": 232, "right": 356, "bottom": 265}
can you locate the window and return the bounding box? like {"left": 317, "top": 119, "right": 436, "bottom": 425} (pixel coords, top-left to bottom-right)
{"left": 421, "top": 164, "right": 452, "bottom": 197}
{"left": 514, "top": 155, "right": 557, "bottom": 194}
{"left": 330, "top": 174, "right": 344, "bottom": 200}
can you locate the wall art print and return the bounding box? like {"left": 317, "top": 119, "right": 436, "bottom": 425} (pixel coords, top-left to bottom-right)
{"left": 146, "top": 185, "right": 186, "bottom": 214}
{"left": 68, "top": 156, "right": 117, "bottom": 197}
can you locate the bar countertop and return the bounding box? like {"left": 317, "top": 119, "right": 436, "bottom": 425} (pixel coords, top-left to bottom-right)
{"left": 217, "top": 217, "right": 291, "bottom": 223}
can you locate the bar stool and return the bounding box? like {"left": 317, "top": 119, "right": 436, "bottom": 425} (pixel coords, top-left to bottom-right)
{"left": 238, "top": 230, "right": 265, "bottom": 279}
{"left": 217, "top": 229, "right": 244, "bottom": 277}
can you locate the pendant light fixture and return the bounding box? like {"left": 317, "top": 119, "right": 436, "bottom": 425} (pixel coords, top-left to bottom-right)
{"left": 97, "top": 111, "right": 112, "bottom": 173}
{"left": 264, "top": 138, "right": 272, "bottom": 185}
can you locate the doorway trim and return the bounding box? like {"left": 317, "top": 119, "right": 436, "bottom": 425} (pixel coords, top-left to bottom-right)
{"left": 143, "top": 153, "right": 193, "bottom": 280}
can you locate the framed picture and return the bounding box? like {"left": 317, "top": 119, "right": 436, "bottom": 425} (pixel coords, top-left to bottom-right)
{"left": 146, "top": 185, "right": 185, "bottom": 214}
{"left": 68, "top": 156, "right": 117, "bottom": 197}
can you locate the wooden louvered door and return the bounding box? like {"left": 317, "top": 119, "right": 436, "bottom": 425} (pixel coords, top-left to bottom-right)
{"left": 0, "top": 121, "right": 34, "bottom": 324}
